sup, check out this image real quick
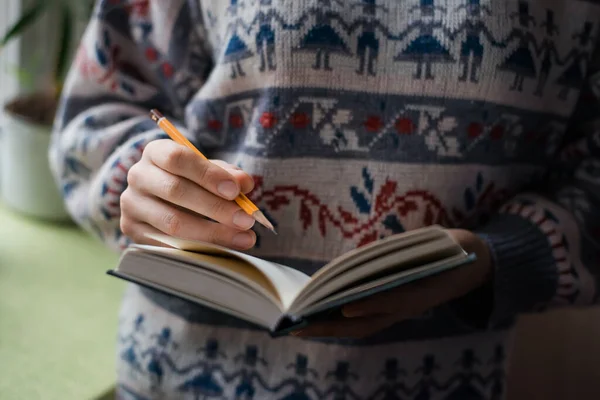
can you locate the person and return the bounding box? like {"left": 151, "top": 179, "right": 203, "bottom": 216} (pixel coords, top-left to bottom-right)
{"left": 50, "top": 0, "right": 600, "bottom": 399}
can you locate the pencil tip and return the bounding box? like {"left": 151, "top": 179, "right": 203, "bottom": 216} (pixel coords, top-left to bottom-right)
{"left": 253, "top": 210, "right": 277, "bottom": 235}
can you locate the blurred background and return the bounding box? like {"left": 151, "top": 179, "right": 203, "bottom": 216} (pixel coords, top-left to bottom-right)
{"left": 1, "top": 1, "right": 600, "bottom": 399}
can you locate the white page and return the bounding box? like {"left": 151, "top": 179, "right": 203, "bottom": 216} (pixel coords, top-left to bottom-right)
{"left": 298, "top": 228, "right": 446, "bottom": 300}
{"left": 298, "top": 253, "right": 469, "bottom": 317}
{"left": 290, "top": 235, "right": 459, "bottom": 311}
{"left": 311, "top": 226, "right": 445, "bottom": 280}
{"left": 130, "top": 248, "right": 283, "bottom": 305}
{"left": 142, "top": 233, "right": 311, "bottom": 309}
{"left": 118, "top": 252, "right": 282, "bottom": 327}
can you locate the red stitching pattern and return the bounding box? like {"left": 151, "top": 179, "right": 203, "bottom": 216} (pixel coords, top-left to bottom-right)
{"left": 247, "top": 175, "right": 458, "bottom": 246}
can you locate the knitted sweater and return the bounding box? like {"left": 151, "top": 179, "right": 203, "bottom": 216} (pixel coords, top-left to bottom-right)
{"left": 51, "top": 0, "right": 600, "bottom": 399}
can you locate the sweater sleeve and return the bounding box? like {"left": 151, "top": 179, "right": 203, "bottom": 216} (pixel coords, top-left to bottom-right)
{"left": 472, "top": 48, "right": 600, "bottom": 327}
{"left": 50, "top": 0, "right": 212, "bottom": 251}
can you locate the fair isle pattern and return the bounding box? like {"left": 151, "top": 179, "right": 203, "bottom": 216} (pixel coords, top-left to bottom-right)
{"left": 50, "top": 1, "right": 600, "bottom": 399}
{"left": 194, "top": 0, "right": 595, "bottom": 112}
{"left": 239, "top": 163, "right": 518, "bottom": 250}
{"left": 184, "top": 89, "right": 568, "bottom": 162}
{"left": 116, "top": 285, "right": 510, "bottom": 400}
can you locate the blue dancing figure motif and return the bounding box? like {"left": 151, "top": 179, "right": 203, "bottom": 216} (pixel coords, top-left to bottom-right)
{"left": 484, "top": 345, "right": 506, "bottom": 400}
{"left": 367, "top": 358, "right": 409, "bottom": 400}
{"left": 226, "top": 345, "right": 270, "bottom": 399}
{"left": 443, "top": 349, "right": 486, "bottom": 400}
{"left": 119, "top": 314, "right": 145, "bottom": 374}
{"left": 294, "top": 0, "right": 353, "bottom": 71}
{"left": 534, "top": 10, "right": 561, "bottom": 96}
{"left": 250, "top": 0, "right": 277, "bottom": 72}
{"left": 245, "top": 0, "right": 308, "bottom": 72}
{"left": 497, "top": 1, "right": 539, "bottom": 92}
{"left": 141, "top": 327, "right": 180, "bottom": 389}
{"left": 411, "top": 355, "right": 446, "bottom": 400}
{"left": 393, "top": 0, "right": 455, "bottom": 80}
{"left": 178, "top": 339, "right": 228, "bottom": 399}
{"left": 555, "top": 22, "right": 595, "bottom": 100}
{"left": 343, "top": 0, "right": 407, "bottom": 76}
{"left": 322, "top": 361, "right": 360, "bottom": 400}
{"left": 272, "top": 354, "right": 322, "bottom": 400}
{"left": 450, "top": 0, "right": 503, "bottom": 83}
{"left": 350, "top": 0, "right": 386, "bottom": 76}
{"left": 223, "top": 0, "right": 254, "bottom": 79}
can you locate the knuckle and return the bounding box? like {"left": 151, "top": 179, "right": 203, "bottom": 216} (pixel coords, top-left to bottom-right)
{"left": 120, "top": 190, "right": 132, "bottom": 212}
{"left": 207, "top": 198, "right": 229, "bottom": 220}
{"left": 164, "top": 146, "right": 187, "bottom": 171}
{"left": 120, "top": 215, "right": 134, "bottom": 237}
{"left": 126, "top": 164, "right": 140, "bottom": 187}
{"left": 142, "top": 140, "right": 160, "bottom": 159}
{"left": 161, "top": 211, "right": 181, "bottom": 236}
{"left": 195, "top": 161, "right": 213, "bottom": 185}
{"left": 163, "top": 176, "right": 185, "bottom": 201}
{"left": 206, "top": 226, "right": 222, "bottom": 245}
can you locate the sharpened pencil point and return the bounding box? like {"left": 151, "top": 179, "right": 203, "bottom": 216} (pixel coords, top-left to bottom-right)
{"left": 253, "top": 210, "right": 277, "bottom": 235}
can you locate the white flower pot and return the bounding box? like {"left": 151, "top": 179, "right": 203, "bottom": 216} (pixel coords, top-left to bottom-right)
{"left": 0, "top": 106, "right": 71, "bottom": 222}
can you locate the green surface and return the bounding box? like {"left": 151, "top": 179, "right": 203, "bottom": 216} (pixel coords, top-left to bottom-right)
{"left": 0, "top": 202, "right": 124, "bottom": 399}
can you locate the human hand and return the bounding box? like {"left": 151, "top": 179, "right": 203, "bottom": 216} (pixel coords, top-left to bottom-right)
{"left": 292, "top": 229, "right": 493, "bottom": 338}
{"left": 120, "top": 139, "right": 257, "bottom": 249}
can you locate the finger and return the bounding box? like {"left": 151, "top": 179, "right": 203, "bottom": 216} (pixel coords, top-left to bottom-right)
{"left": 144, "top": 140, "right": 241, "bottom": 200}
{"left": 120, "top": 216, "right": 170, "bottom": 247}
{"left": 210, "top": 160, "right": 254, "bottom": 194}
{"left": 128, "top": 163, "right": 255, "bottom": 230}
{"left": 342, "top": 263, "right": 480, "bottom": 318}
{"left": 120, "top": 189, "right": 256, "bottom": 249}
{"left": 292, "top": 315, "right": 397, "bottom": 339}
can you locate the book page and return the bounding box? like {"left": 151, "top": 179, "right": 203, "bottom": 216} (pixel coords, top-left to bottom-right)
{"left": 142, "top": 233, "right": 311, "bottom": 309}
{"left": 116, "top": 253, "right": 283, "bottom": 328}
{"left": 290, "top": 234, "right": 460, "bottom": 311}
{"left": 135, "top": 246, "right": 281, "bottom": 302}
{"left": 297, "top": 253, "right": 472, "bottom": 317}
{"left": 300, "top": 226, "right": 448, "bottom": 299}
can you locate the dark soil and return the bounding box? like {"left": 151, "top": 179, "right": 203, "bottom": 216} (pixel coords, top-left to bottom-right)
{"left": 4, "top": 91, "right": 58, "bottom": 127}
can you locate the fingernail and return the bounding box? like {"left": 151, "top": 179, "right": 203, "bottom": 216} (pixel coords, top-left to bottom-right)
{"left": 217, "top": 181, "right": 238, "bottom": 199}
{"left": 233, "top": 210, "right": 255, "bottom": 229}
{"left": 232, "top": 232, "right": 255, "bottom": 248}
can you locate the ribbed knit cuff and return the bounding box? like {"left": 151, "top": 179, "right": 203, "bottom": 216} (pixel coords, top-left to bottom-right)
{"left": 474, "top": 213, "right": 559, "bottom": 327}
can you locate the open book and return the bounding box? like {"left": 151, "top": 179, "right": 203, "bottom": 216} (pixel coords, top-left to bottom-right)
{"left": 107, "top": 226, "right": 475, "bottom": 336}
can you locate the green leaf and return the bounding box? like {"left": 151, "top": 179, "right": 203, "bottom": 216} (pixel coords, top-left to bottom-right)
{"left": 54, "top": 2, "right": 74, "bottom": 88}
{"left": 0, "top": 0, "right": 47, "bottom": 49}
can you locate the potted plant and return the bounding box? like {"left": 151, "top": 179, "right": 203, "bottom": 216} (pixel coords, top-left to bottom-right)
{"left": 0, "top": 0, "right": 94, "bottom": 222}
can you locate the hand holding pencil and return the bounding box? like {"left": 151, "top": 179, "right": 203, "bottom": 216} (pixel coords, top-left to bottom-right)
{"left": 149, "top": 109, "right": 275, "bottom": 233}
{"left": 118, "top": 109, "right": 275, "bottom": 251}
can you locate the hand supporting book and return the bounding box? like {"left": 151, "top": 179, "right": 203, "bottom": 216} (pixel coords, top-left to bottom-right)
{"left": 108, "top": 226, "right": 489, "bottom": 338}
{"left": 291, "top": 229, "right": 493, "bottom": 338}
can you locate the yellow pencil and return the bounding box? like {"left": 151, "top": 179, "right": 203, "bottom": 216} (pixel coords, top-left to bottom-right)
{"left": 149, "top": 109, "right": 276, "bottom": 234}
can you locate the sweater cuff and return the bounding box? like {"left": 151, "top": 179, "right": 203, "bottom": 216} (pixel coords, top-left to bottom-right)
{"left": 474, "top": 213, "right": 559, "bottom": 327}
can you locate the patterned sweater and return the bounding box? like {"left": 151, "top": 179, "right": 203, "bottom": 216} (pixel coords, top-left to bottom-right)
{"left": 51, "top": 0, "right": 600, "bottom": 399}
